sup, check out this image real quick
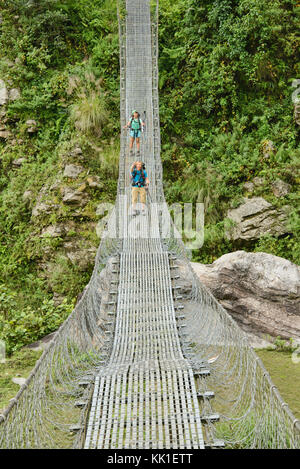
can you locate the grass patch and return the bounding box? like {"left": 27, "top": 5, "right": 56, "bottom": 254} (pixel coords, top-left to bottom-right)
{"left": 256, "top": 349, "right": 300, "bottom": 419}
{"left": 0, "top": 348, "right": 42, "bottom": 413}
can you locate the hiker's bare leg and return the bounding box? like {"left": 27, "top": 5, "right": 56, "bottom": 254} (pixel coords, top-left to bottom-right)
{"left": 129, "top": 137, "right": 134, "bottom": 150}
{"left": 136, "top": 137, "right": 140, "bottom": 151}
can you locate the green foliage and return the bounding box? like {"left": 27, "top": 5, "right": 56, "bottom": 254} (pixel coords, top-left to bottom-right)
{"left": 69, "top": 72, "right": 109, "bottom": 135}
{"left": 0, "top": 285, "right": 75, "bottom": 354}
{"left": 267, "top": 336, "right": 298, "bottom": 353}
{"left": 0, "top": 0, "right": 119, "bottom": 352}
{"left": 257, "top": 348, "right": 300, "bottom": 420}
{"left": 0, "top": 349, "right": 43, "bottom": 412}
{"left": 98, "top": 145, "right": 120, "bottom": 179}
{"left": 158, "top": 0, "right": 300, "bottom": 263}
{"left": 0, "top": 0, "right": 299, "bottom": 355}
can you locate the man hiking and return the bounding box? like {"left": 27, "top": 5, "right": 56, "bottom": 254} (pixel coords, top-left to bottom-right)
{"left": 124, "top": 110, "right": 145, "bottom": 154}
{"left": 130, "top": 161, "right": 149, "bottom": 216}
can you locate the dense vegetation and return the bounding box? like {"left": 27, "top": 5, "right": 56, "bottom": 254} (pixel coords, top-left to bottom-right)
{"left": 0, "top": 0, "right": 120, "bottom": 352}
{"left": 158, "top": 0, "right": 300, "bottom": 263}
{"left": 0, "top": 0, "right": 299, "bottom": 352}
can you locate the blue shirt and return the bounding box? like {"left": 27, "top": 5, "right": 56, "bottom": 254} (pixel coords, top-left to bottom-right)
{"left": 131, "top": 169, "right": 147, "bottom": 186}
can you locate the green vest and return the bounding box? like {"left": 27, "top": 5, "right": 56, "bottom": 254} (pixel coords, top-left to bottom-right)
{"left": 131, "top": 118, "right": 141, "bottom": 130}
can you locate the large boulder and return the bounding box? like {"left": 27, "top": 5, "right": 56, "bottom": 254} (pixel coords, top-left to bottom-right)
{"left": 191, "top": 251, "right": 300, "bottom": 343}
{"left": 226, "top": 197, "right": 289, "bottom": 241}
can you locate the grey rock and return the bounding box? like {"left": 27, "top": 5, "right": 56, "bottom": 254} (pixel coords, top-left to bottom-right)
{"left": 40, "top": 225, "right": 65, "bottom": 238}
{"left": 73, "top": 147, "right": 83, "bottom": 155}
{"left": 0, "top": 130, "right": 11, "bottom": 139}
{"left": 31, "top": 183, "right": 56, "bottom": 217}
{"left": 9, "top": 88, "right": 20, "bottom": 101}
{"left": 252, "top": 177, "right": 264, "bottom": 187}
{"left": 191, "top": 251, "right": 300, "bottom": 342}
{"left": 0, "top": 80, "right": 8, "bottom": 105}
{"left": 262, "top": 140, "right": 276, "bottom": 158}
{"left": 243, "top": 181, "right": 254, "bottom": 192}
{"left": 32, "top": 201, "right": 57, "bottom": 218}
{"left": 226, "top": 197, "right": 289, "bottom": 241}
{"left": 26, "top": 119, "right": 37, "bottom": 133}
{"left": 25, "top": 331, "right": 56, "bottom": 352}
{"left": 272, "top": 179, "right": 291, "bottom": 198}
{"left": 62, "top": 186, "right": 88, "bottom": 206}
{"left": 26, "top": 119, "right": 37, "bottom": 126}
{"left": 87, "top": 175, "right": 102, "bottom": 188}
{"left": 63, "top": 164, "right": 84, "bottom": 179}
{"left": 64, "top": 241, "right": 96, "bottom": 270}
{"left": 49, "top": 177, "right": 62, "bottom": 191}
{"left": 22, "top": 190, "right": 33, "bottom": 202}
{"left": 12, "top": 377, "right": 26, "bottom": 387}
{"left": 53, "top": 292, "right": 66, "bottom": 306}
{"left": 12, "top": 158, "right": 26, "bottom": 167}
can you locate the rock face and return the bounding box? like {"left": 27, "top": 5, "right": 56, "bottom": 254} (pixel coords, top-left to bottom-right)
{"left": 226, "top": 197, "right": 289, "bottom": 241}
{"left": 191, "top": 251, "right": 300, "bottom": 343}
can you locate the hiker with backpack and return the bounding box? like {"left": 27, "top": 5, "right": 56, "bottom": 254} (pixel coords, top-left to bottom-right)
{"left": 124, "top": 110, "right": 145, "bottom": 154}
{"left": 130, "top": 161, "right": 149, "bottom": 216}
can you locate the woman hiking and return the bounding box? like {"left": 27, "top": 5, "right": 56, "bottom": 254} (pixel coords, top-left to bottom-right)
{"left": 130, "top": 161, "right": 149, "bottom": 216}
{"left": 124, "top": 110, "right": 145, "bottom": 154}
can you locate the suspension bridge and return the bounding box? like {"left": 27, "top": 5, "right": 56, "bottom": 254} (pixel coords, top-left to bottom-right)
{"left": 0, "top": 0, "right": 299, "bottom": 449}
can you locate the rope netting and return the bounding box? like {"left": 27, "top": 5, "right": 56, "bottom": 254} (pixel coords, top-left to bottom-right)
{"left": 0, "top": 0, "right": 299, "bottom": 449}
